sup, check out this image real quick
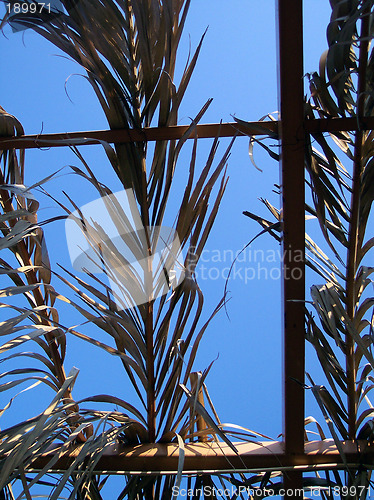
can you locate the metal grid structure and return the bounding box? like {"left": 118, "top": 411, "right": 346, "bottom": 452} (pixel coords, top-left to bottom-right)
{"left": 1, "top": 1, "right": 373, "bottom": 497}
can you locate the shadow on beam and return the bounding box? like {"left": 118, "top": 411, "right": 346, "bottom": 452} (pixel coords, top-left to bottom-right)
{"left": 23, "top": 440, "right": 374, "bottom": 474}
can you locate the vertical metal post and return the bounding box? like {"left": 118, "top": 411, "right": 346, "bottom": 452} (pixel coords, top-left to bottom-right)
{"left": 277, "top": 0, "right": 305, "bottom": 496}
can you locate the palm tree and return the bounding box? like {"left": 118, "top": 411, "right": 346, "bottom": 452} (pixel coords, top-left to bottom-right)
{"left": 0, "top": 1, "right": 242, "bottom": 498}
{"left": 3, "top": 0, "right": 374, "bottom": 498}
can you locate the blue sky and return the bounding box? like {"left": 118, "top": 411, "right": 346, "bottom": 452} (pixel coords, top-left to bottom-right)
{"left": 0, "top": 1, "right": 333, "bottom": 445}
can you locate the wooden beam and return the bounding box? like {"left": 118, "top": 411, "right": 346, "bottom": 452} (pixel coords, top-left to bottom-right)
{"left": 22, "top": 440, "right": 374, "bottom": 474}
{"left": 1, "top": 117, "right": 374, "bottom": 151}
{"left": 307, "top": 116, "right": 374, "bottom": 134}
{"left": 0, "top": 121, "right": 278, "bottom": 150}
{"left": 277, "top": 0, "right": 305, "bottom": 496}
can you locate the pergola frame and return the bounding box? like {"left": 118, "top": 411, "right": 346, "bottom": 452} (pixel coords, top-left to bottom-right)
{"left": 1, "top": 1, "right": 373, "bottom": 497}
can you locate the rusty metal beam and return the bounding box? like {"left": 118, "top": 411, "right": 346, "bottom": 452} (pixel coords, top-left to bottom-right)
{"left": 23, "top": 440, "right": 374, "bottom": 474}
{"left": 277, "top": 0, "right": 305, "bottom": 496}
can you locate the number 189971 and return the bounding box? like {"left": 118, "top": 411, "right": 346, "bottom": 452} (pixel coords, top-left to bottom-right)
{"left": 6, "top": 2, "right": 51, "bottom": 13}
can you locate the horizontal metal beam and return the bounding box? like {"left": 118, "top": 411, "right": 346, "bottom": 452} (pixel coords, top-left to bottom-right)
{"left": 22, "top": 440, "right": 374, "bottom": 474}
